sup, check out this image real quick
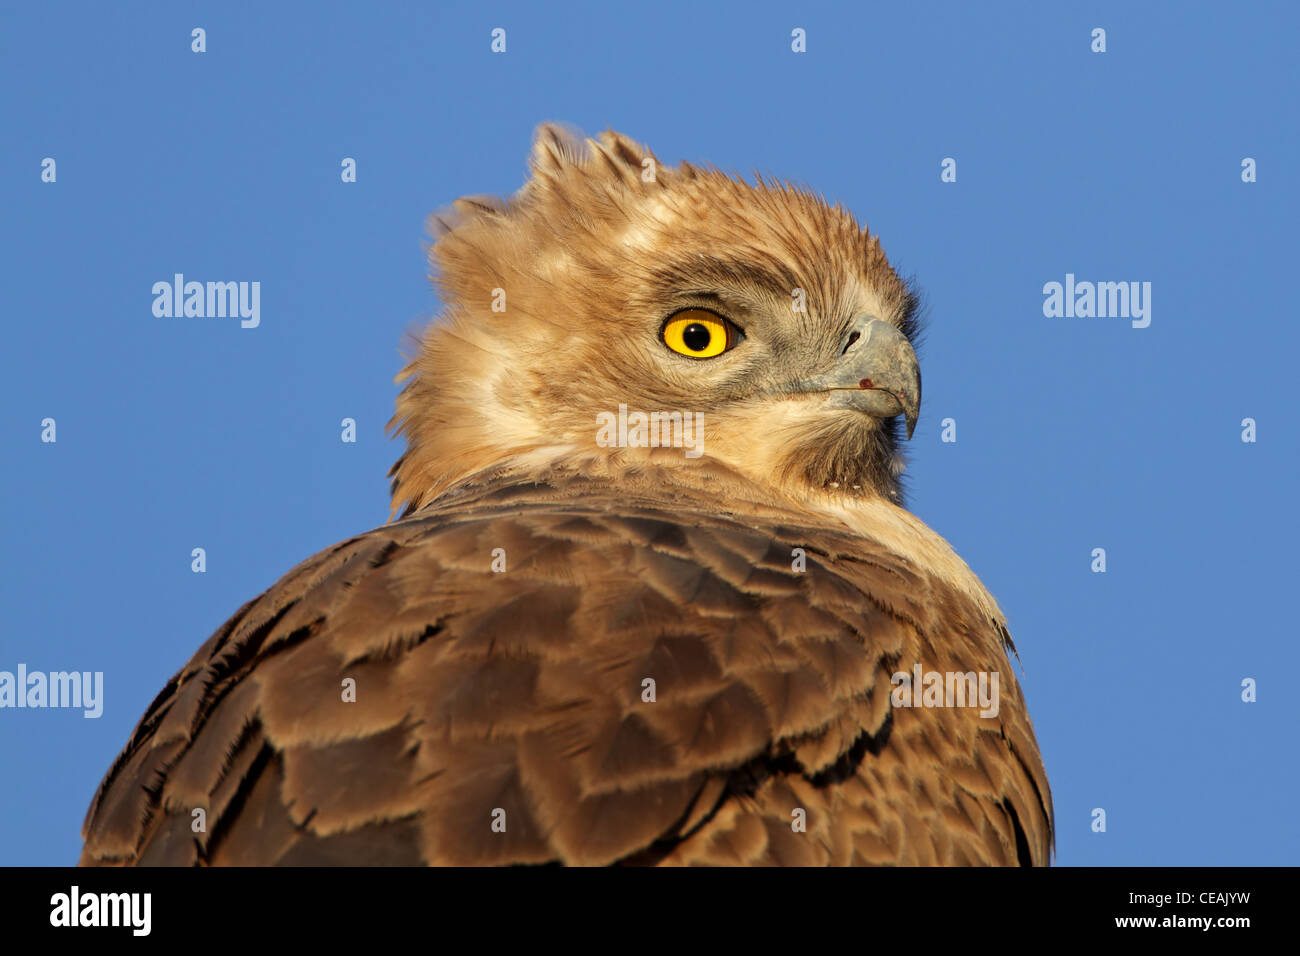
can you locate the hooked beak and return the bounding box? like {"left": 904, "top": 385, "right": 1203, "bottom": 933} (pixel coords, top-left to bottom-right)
{"left": 793, "top": 317, "right": 921, "bottom": 439}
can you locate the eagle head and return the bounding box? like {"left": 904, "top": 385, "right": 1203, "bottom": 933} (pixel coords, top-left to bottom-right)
{"left": 388, "top": 124, "right": 923, "bottom": 517}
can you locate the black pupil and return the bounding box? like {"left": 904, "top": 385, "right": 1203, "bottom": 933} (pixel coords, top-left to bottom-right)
{"left": 682, "top": 323, "right": 713, "bottom": 352}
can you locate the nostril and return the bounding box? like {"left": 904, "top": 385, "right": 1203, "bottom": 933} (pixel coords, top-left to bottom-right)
{"left": 841, "top": 330, "right": 861, "bottom": 355}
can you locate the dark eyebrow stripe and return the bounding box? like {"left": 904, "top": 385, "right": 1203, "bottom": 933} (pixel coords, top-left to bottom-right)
{"left": 647, "top": 255, "right": 805, "bottom": 299}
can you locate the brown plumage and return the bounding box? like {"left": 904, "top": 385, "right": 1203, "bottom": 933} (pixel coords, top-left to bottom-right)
{"left": 80, "top": 125, "right": 1053, "bottom": 866}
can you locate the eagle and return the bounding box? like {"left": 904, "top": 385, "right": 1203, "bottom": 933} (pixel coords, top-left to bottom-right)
{"left": 80, "top": 125, "right": 1053, "bottom": 866}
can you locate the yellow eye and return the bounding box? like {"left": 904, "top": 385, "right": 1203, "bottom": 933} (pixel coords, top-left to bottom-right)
{"left": 661, "top": 309, "right": 738, "bottom": 359}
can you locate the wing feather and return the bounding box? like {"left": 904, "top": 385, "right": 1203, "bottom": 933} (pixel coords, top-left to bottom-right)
{"left": 81, "top": 466, "right": 1052, "bottom": 866}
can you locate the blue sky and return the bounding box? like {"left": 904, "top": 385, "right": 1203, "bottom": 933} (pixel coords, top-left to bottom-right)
{"left": 1, "top": 0, "right": 1296, "bottom": 866}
